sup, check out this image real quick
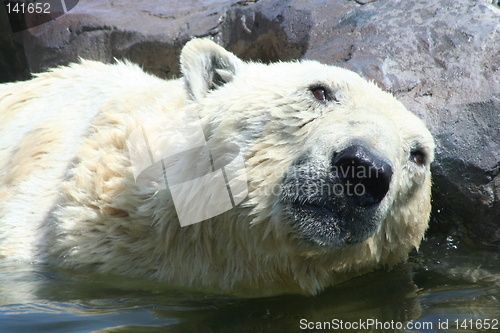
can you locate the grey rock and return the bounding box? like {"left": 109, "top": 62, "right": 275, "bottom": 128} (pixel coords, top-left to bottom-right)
{"left": 19, "top": 0, "right": 311, "bottom": 79}
{"left": 7, "top": 0, "right": 500, "bottom": 246}
{"left": 20, "top": 0, "right": 241, "bottom": 79}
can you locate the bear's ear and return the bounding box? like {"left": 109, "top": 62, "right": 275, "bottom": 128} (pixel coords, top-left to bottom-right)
{"left": 180, "top": 39, "right": 243, "bottom": 101}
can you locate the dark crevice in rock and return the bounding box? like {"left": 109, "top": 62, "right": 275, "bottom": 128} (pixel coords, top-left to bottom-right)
{"left": 219, "top": 3, "right": 311, "bottom": 63}
{"left": 0, "top": 4, "right": 29, "bottom": 82}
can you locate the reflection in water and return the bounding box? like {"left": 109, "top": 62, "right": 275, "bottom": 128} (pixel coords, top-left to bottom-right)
{"left": 0, "top": 234, "right": 499, "bottom": 333}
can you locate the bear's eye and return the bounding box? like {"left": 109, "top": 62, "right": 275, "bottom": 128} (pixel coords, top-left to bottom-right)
{"left": 309, "top": 85, "right": 330, "bottom": 102}
{"left": 310, "top": 86, "right": 328, "bottom": 102}
{"left": 309, "top": 85, "right": 339, "bottom": 103}
{"left": 410, "top": 149, "right": 426, "bottom": 166}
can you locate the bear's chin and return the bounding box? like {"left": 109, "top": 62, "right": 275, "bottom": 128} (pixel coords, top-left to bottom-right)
{"left": 285, "top": 199, "right": 381, "bottom": 248}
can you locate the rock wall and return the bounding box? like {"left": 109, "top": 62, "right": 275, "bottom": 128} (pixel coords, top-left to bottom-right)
{"left": 2, "top": 0, "right": 500, "bottom": 246}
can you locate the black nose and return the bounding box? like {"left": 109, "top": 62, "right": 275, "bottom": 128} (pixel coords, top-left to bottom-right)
{"left": 332, "top": 144, "right": 393, "bottom": 207}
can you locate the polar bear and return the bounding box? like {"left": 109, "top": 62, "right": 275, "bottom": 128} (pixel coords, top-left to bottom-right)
{"left": 0, "top": 39, "right": 434, "bottom": 296}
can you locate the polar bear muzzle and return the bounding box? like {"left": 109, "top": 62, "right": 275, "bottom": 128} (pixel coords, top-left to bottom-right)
{"left": 280, "top": 141, "right": 393, "bottom": 248}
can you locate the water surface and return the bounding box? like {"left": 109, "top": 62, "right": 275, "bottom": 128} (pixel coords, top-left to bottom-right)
{"left": 1, "top": 234, "right": 499, "bottom": 333}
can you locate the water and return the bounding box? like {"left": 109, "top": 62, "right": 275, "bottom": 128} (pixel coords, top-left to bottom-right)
{"left": 1, "top": 234, "right": 499, "bottom": 333}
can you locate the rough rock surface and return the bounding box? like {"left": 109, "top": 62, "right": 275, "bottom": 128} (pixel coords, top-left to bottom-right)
{"left": 15, "top": 0, "right": 312, "bottom": 79}
{"left": 2, "top": 0, "right": 500, "bottom": 246}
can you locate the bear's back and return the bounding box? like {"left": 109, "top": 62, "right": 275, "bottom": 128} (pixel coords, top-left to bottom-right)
{"left": 0, "top": 60, "right": 185, "bottom": 260}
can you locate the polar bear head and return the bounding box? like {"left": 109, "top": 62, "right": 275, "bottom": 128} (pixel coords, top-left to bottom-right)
{"left": 179, "top": 39, "right": 434, "bottom": 260}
